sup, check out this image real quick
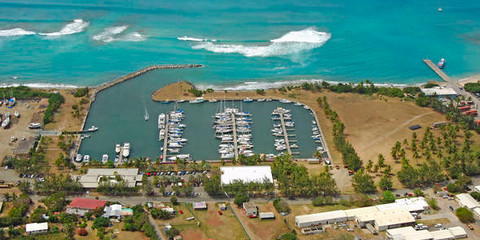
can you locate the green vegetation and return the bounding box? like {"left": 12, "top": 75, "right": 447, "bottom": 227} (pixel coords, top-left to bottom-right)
{"left": 43, "top": 93, "right": 65, "bottom": 124}
{"left": 234, "top": 194, "right": 249, "bottom": 206}
{"left": 318, "top": 96, "right": 363, "bottom": 171}
{"left": 272, "top": 154, "right": 339, "bottom": 197}
{"left": 382, "top": 191, "right": 395, "bottom": 203}
{"left": 0, "top": 194, "right": 31, "bottom": 227}
{"left": 3, "top": 152, "right": 47, "bottom": 175}
{"left": 150, "top": 209, "right": 173, "bottom": 220}
{"left": 41, "top": 193, "right": 67, "bottom": 212}
{"left": 97, "top": 181, "right": 139, "bottom": 196}
{"left": 273, "top": 198, "right": 291, "bottom": 214}
{"left": 123, "top": 205, "right": 157, "bottom": 240}
{"left": 352, "top": 169, "right": 376, "bottom": 194}
{"left": 73, "top": 87, "right": 89, "bottom": 97}
{"left": 92, "top": 217, "right": 110, "bottom": 229}
{"left": 312, "top": 196, "right": 334, "bottom": 206}
{"left": 166, "top": 227, "right": 180, "bottom": 239}
{"left": 255, "top": 89, "right": 265, "bottom": 95}
{"left": 471, "top": 192, "right": 480, "bottom": 201}
{"left": 170, "top": 196, "right": 178, "bottom": 205}
{"left": 424, "top": 82, "right": 439, "bottom": 88}
{"left": 456, "top": 207, "right": 474, "bottom": 223}
{"left": 464, "top": 81, "right": 480, "bottom": 93}
{"left": 279, "top": 232, "right": 298, "bottom": 240}
{"left": 188, "top": 87, "right": 203, "bottom": 97}
{"left": 427, "top": 197, "right": 439, "bottom": 210}
{"left": 34, "top": 174, "right": 84, "bottom": 195}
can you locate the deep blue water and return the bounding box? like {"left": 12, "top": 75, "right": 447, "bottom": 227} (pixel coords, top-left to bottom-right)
{"left": 1, "top": 0, "right": 480, "bottom": 87}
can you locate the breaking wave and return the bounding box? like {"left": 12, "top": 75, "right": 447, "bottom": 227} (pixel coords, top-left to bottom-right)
{"left": 177, "top": 36, "right": 216, "bottom": 42}
{"left": 0, "top": 83, "right": 81, "bottom": 89}
{"left": 93, "top": 25, "right": 146, "bottom": 42}
{"left": 0, "top": 28, "right": 36, "bottom": 37}
{"left": 93, "top": 25, "right": 128, "bottom": 42}
{"left": 191, "top": 28, "right": 330, "bottom": 57}
{"left": 39, "top": 19, "right": 89, "bottom": 37}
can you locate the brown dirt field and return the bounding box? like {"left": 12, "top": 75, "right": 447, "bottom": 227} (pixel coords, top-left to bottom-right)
{"left": 206, "top": 208, "right": 222, "bottom": 226}
{"left": 193, "top": 203, "right": 248, "bottom": 240}
{"left": 44, "top": 89, "right": 90, "bottom": 131}
{"left": 182, "top": 227, "right": 206, "bottom": 240}
{"left": 232, "top": 203, "right": 289, "bottom": 240}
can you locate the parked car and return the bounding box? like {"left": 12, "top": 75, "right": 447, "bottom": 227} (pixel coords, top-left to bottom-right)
{"left": 449, "top": 206, "right": 454, "bottom": 211}
{"left": 467, "top": 223, "right": 474, "bottom": 230}
{"left": 218, "top": 211, "right": 223, "bottom": 215}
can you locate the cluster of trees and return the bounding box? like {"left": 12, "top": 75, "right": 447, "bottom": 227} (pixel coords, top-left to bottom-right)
{"left": 123, "top": 205, "right": 157, "bottom": 240}
{"left": 73, "top": 87, "right": 89, "bottom": 97}
{"left": 43, "top": 93, "right": 65, "bottom": 124}
{"left": 464, "top": 81, "right": 480, "bottom": 93}
{"left": 203, "top": 171, "right": 273, "bottom": 196}
{"left": 298, "top": 80, "right": 421, "bottom": 98}
{"left": 352, "top": 169, "right": 376, "bottom": 194}
{"left": 0, "top": 194, "right": 31, "bottom": 227}
{"left": 150, "top": 209, "right": 174, "bottom": 220}
{"left": 273, "top": 198, "right": 291, "bottom": 214}
{"left": 272, "top": 154, "right": 339, "bottom": 197}
{"left": 456, "top": 207, "right": 474, "bottom": 223}
{"left": 34, "top": 174, "right": 84, "bottom": 195}
{"left": 318, "top": 96, "right": 363, "bottom": 171}
{"left": 3, "top": 151, "right": 46, "bottom": 175}
{"left": 188, "top": 87, "right": 203, "bottom": 97}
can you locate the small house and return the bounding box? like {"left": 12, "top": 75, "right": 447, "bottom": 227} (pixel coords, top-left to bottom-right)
{"left": 103, "top": 204, "right": 123, "bottom": 218}
{"left": 26, "top": 222, "right": 48, "bottom": 235}
{"left": 66, "top": 198, "right": 107, "bottom": 216}
{"left": 193, "top": 201, "right": 207, "bottom": 210}
{"left": 243, "top": 202, "right": 257, "bottom": 218}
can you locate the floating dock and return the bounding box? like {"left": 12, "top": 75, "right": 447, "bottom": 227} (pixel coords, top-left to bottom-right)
{"left": 162, "top": 114, "right": 170, "bottom": 162}
{"left": 231, "top": 112, "right": 239, "bottom": 160}
{"left": 279, "top": 112, "right": 292, "bottom": 155}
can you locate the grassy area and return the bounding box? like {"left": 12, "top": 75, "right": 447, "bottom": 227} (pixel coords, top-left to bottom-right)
{"left": 417, "top": 218, "right": 451, "bottom": 227}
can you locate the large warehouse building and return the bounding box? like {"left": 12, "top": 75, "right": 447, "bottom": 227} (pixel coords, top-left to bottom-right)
{"left": 295, "top": 197, "right": 427, "bottom": 231}
{"left": 220, "top": 166, "right": 273, "bottom": 185}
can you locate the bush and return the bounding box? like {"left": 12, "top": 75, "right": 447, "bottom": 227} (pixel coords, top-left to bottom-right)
{"left": 403, "top": 86, "right": 421, "bottom": 95}
{"left": 456, "top": 207, "right": 474, "bottom": 223}
{"left": 166, "top": 227, "right": 180, "bottom": 238}
{"left": 255, "top": 89, "right": 265, "bottom": 95}
{"left": 273, "top": 198, "right": 291, "bottom": 213}
{"left": 471, "top": 192, "right": 480, "bottom": 201}
{"left": 427, "top": 197, "right": 439, "bottom": 210}
{"left": 170, "top": 196, "right": 178, "bottom": 205}
{"left": 77, "top": 228, "right": 88, "bottom": 236}
{"left": 92, "top": 217, "right": 110, "bottom": 229}
{"left": 280, "top": 232, "right": 297, "bottom": 240}
{"left": 382, "top": 191, "right": 395, "bottom": 203}
{"left": 188, "top": 87, "right": 203, "bottom": 97}
{"left": 43, "top": 93, "right": 65, "bottom": 124}
{"left": 234, "top": 194, "right": 249, "bottom": 206}
{"left": 74, "top": 87, "right": 89, "bottom": 97}
{"left": 465, "top": 82, "right": 480, "bottom": 93}
{"left": 424, "top": 82, "right": 439, "bottom": 88}
{"left": 312, "top": 196, "right": 334, "bottom": 206}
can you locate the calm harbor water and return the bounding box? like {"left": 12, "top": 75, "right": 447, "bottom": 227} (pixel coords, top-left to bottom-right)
{"left": 79, "top": 68, "right": 319, "bottom": 161}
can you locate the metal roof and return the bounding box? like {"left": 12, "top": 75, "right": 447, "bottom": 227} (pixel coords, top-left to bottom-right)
{"left": 220, "top": 166, "right": 273, "bottom": 185}
{"left": 26, "top": 222, "right": 48, "bottom": 232}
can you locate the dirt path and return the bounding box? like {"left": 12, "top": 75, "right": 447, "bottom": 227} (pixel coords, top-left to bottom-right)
{"left": 359, "top": 111, "right": 435, "bottom": 151}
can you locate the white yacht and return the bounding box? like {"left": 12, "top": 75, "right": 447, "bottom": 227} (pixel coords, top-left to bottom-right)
{"left": 102, "top": 154, "right": 108, "bottom": 163}
{"left": 14, "top": 111, "right": 19, "bottom": 118}
{"left": 88, "top": 125, "right": 98, "bottom": 131}
{"left": 83, "top": 155, "right": 90, "bottom": 162}
{"left": 75, "top": 154, "right": 83, "bottom": 162}
{"left": 115, "top": 144, "right": 121, "bottom": 154}
{"left": 2, "top": 117, "right": 10, "bottom": 129}
{"left": 122, "top": 143, "right": 130, "bottom": 157}
{"left": 28, "top": 122, "right": 41, "bottom": 129}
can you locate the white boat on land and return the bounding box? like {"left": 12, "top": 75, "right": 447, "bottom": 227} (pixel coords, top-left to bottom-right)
{"left": 115, "top": 144, "right": 121, "bottom": 154}
{"left": 2, "top": 117, "right": 10, "bottom": 129}
{"left": 28, "top": 122, "right": 41, "bottom": 129}
{"left": 83, "top": 155, "right": 90, "bottom": 162}
{"left": 88, "top": 125, "right": 98, "bottom": 131}
{"left": 122, "top": 143, "right": 130, "bottom": 158}
{"left": 14, "top": 111, "right": 19, "bottom": 118}
{"left": 102, "top": 154, "right": 108, "bottom": 163}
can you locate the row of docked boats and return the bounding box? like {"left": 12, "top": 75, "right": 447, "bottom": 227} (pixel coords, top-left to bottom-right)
{"left": 159, "top": 108, "right": 190, "bottom": 161}
{"left": 214, "top": 104, "right": 254, "bottom": 159}
{"left": 271, "top": 107, "right": 297, "bottom": 152}
{"left": 311, "top": 120, "right": 325, "bottom": 152}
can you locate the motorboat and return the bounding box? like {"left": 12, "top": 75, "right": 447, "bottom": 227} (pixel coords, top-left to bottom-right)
{"left": 114, "top": 155, "right": 120, "bottom": 163}
{"left": 14, "top": 111, "right": 19, "bottom": 118}
{"left": 304, "top": 105, "right": 310, "bottom": 110}
{"left": 209, "top": 99, "right": 218, "bottom": 103}
{"left": 75, "top": 154, "right": 83, "bottom": 162}
{"left": 115, "top": 144, "right": 121, "bottom": 154}
{"left": 88, "top": 125, "right": 98, "bottom": 131}
{"left": 102, "top": 154, "right": 108, "bottom": 163}
{"left": 168, "top": 148, "right": 180, "bottom": 153}
{"left": 122, "top": 143, "right": 130, "bottom": 157}
{"left": 437, "top": 58, "right": 445, "bottom": 69}
{"left": 189, "top": 97, "right": 205, "bottom": 104}
{"left": 279, "top": 99, "right": 292, "bottom": 104}
{"left": 83, "top": 155, "right": 90, "bottom": 162}
{"left": 243, "top": 98, "right": 253, "bottom": 103}
{"left": 221, "top": 153, "right": 234, "bottom": 159}
{"left": 2, "top": 117, "right": 10, "bottom": 129}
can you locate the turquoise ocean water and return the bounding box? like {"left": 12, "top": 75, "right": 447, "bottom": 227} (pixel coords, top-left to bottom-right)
{"left": 1, "top": 0, "right": 480, "bottom": 88}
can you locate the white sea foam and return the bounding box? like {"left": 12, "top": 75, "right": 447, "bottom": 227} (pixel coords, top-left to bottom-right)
{"left": 117, "top": 32, "right": 146, "bottom": 42}
{"left": 177, "top": 36, "right": 215, "bottom": 42}
{"left": 0, "top": 28, "right": 36, "bottom": 37}
{"left": 195, "top": 79, "right": 413, "bottom": 91}
{"left": 192, "top": 28, "right": 331, "bottom": 57}
{"left": 39, "top": 19, "right": 89, "bottom": 37}
{"left": 0, "top": 83, "right": 81, "bottom": 89}
{"left": 93, "top": 25, "right": 128, "bottom": 42}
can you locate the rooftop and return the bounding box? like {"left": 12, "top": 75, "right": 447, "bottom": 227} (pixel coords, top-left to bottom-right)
{"left": 25, "top": 222, "right": 48, "bottom": 232}
{"left": 456, "top": 193, "right": 480, "bottom": 209}
{"left": 421, "top": 87, "right": 457, "bottom": 96}
{"left": 295, "top": 210, "right": 347, "bottom": 224}
{"left": 68, "top": 198, "right": 107, "bottom": 210}
{"left": 73, "top": 168, "right": 142, "bottom": 188}
{"left": 220, "top": 166, "right": 273, "bottom": 185}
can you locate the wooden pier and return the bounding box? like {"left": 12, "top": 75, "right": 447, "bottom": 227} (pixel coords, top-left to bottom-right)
{"left": 423, "top": 59, "right": 452, "bottom": 82}
{"left": 231, "top": 112, "right": 239, "bottom": 161}
{"left": 279, "top": 113, "right": 292, "bottom": 155}
{"left": 162, "top": 114, "right": 170, "bottom": 162}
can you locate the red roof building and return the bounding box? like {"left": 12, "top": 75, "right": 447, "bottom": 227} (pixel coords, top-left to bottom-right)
{"left": 66, "top": 198, "right": 107, "bottom": 216}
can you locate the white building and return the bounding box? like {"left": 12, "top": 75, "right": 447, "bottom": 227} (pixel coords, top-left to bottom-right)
{"left": 475, "top": 185, "right": 480, "bottom": 193}
{"left": 455, "top": 193, "right": 480, "bottom": 210}
{"left": 387, "top": 226, "right": 467, "bottom": 240}
{"left": 377, "top": 197, "right": 430, "bottom": 213}
{"left": 220, "top": 166, "right": 273, "bottom": 185}
{"left": 356, "top": 208, "right": 416, "bottom": 231}
{"left": 103, "top": 204, "right": 123, "bottom": 218}
{"left": 295, "top": 210, "right": 347, "bottom": 228}
{"left": 421, "top": 87, "right": 457, "bottom": 98}
{"left": 26, "top": 222, "right": 48, "bottom": 235}
{"left": 73, "top": 168, "right": 143, "bottom": 188}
